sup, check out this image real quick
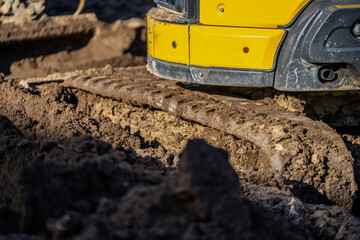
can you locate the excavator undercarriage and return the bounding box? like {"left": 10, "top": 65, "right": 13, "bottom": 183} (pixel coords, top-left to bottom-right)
{"left": 0, "top": 0, "right": 359, "bottom": 214}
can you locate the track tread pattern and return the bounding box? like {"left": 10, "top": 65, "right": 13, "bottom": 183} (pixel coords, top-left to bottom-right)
{"left": 0, "top": 14, "right": 97, "bottom": 44}
{"left": 21, "top": 65, "right": 357, "bottom": 209}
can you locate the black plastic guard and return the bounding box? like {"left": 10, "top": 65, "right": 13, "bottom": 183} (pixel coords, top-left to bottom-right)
{"left": 147, "top": 55, "right": 274, "bottom": 87}
{"left": 302, "top": 5, "right": 360, "bottom": 67}
{"left": 275, "top": 1, "right": 360, "bottom": 91}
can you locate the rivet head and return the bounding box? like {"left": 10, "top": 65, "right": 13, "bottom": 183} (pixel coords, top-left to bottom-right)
{"left": 149, "top": 40, "right": 152, "bottom": 43}
{"left": 219, "top": 7, "right": 224, "bottom": 12}
{"left": 172, "top": 41, "right": 177, "bottom": 49}
{"left": 353, "top": 22, "right": 360, "bottom": 37}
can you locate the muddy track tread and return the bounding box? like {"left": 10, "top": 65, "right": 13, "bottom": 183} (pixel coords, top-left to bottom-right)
{"left": 0, "top": 14, "right": 97, "bottom": 44}
{"left": 22, "top": 65, "right": 357, "bottom": 209}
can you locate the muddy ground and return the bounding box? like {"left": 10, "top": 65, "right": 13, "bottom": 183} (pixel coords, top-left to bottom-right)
{"left": 0, "top": 1, "right": 360, "bottom": 239}
{"left": 45, "top": 0, "right": 155, "bottom": 22}
{"left": 0, "top": 76, "right": 359, "bottom": 239}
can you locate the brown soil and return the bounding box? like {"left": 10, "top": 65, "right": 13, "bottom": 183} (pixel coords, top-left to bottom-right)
{"left": 60, "top": 66, "right": 358, "bottom": 210}
{"left": 273, "top": 92, "right": 360, "bottom": 127}
{"left": 0, "top": 2, "right": 359, "bottom": 239}
{"left": 0, "top": 120, "right": 301, "bottom": 239}
{"left": 0, "top": 113, "right": 359, "bottom": 239}
{"left": 208, "top": 86, "right": 360, "bottom": 127}
{"left": 1, "top": 15, "right": 147, "bottom": 77}
{"left": 1, "top": 68, "right": 357, "bottom": 210}
{"left": 0, "top": 67, "right": 359, "bottom": 239}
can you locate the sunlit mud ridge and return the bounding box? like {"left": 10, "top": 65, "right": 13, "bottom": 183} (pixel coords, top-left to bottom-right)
{"left": 8, "top": 65, "right": 357, "bottom": 211}
{"left": 0, "top": 14, "right": 147, "bottom": 77}
{"left": 0, "top": 114, "right": 359, "bottom": 239}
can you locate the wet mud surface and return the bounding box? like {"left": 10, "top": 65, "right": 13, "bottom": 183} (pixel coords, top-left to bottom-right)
{"left": 0, "top": 119, "right": 300, "bottom": 239}
{"left": 0, "top": 113, "right": 359, "bottom": 240}
{"left": 0, "top": 1, "right": 360, "bottom": 239}
{"left": 1, "top": 67, "right": 357, "bottom": 210}
{"left": 1, "top": 16, "right": 147, "bottom": 77}
{"left": 0, "top": 70, "right": 359, "bottom": 239}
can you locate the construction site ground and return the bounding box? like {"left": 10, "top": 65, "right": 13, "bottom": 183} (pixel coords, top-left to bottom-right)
{"left": 0, "top": 1, "right": 360, "bottom": 239}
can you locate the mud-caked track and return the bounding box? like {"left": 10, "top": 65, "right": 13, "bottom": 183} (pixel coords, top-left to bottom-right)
{"left": 0, "top": 117, "right": 310, "bottom": 239}
{"left": 3, "top": 65, "right": 355, "bottom": 211}
{"left": 0, "top": 67, "right": 359, "bottom": 239}
{"left": 1, "top": 3, "right": 360, "bottom": 239}
{"left": 0, "top": 14, "right": 147, "bottom": 77}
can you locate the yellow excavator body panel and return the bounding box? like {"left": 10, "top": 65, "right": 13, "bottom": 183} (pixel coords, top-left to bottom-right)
{"left": 190, "top": 25, "right": 284, "bottom": 69}
{"left": 147, "top": 16, "right": 284, "bottom": 70}
{"left": 151, "top": 18, "right": 190, "bottom": 65}
{"left": 147, "top": 16, "right": 155, "bottom": 58}
{"left": 147, "top": 1, "right": 360, "bottom": 91}
{"left": 200, "top": 0, "right": 310, "bottom": 28}
{"left": 335, "top": 4, "right": 360, "bottom": 9}
{"left": 147, "top": 0, "right": 305, "bottom": 69}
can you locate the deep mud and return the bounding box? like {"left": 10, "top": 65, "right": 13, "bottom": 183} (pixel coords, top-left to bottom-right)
{"left": 0, "top": 71, "right": 360, "bottom": 239}
{"left": 0, "top": 69, "right": 357, "bottom": 211}
{"left": 340, "top": 129, "right": 360, "bottom": 215}
{"left": 1, "top": 16, "right": 147, "bottom": 77}
{"left": 201, "top": 86, "right": 360, "bottom": 127}
{"left": 0, "top": 116, "right": 299, "bottom": 239}
{"left": 0, "top": 115, "right": 359, "bottom": 239}
{"left": 0, "top": 1, "right": 360, "bottom": 239}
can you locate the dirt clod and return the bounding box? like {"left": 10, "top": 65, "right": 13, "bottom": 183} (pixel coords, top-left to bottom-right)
{"left": 0, "top": 122, "right": 302, "bottom": 239}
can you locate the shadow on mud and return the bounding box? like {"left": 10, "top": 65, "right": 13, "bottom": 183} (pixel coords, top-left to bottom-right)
{"left": 44, "top": 0, "right": 155, "bottom": 23}
{"left": 182, "top": 83, "right": 360, "bottom": 216}
{"left": 285, "top": 180, "right": 333, "bottom": 206}
{"left": 125, "top": 27, "right": 148, "bottom": 57}
{"left": 0, "top": 115, "right": 299, "bottom": 239}
{"left": 0, "top": 32, "right": 93, "bottom": 75}
{"left": 336, "top": 127, "right": 360, "bottom": 216}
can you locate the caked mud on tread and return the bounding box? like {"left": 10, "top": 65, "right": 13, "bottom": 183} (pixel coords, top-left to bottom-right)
{"left": 0, "top": 14, "right": 97, "bottom": 44}
{"left": 20, "top": 65, "right": 357, "bottom": 210}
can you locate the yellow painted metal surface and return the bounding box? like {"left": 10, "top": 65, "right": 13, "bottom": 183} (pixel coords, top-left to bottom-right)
{"left": 147, "top": 16, "right": 154, "bottom": 57}
{"left": 190, "top": 25, "right": 284, "bottom": 70}
{"left": 152, "top": 19, "right": 189, "bottom": 65}
{"left": 335, "top": 4, "right": 360, "bottom": 9}
{"left": 200, "top": 0, "right": 310, "bottom": 28}
{"left": 147, "top": 15, "right": 285, "bottom": 70}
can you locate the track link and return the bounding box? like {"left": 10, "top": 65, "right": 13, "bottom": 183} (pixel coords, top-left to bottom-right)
{"left": 0, "top": 13, "right": 97, "bottom": 45}
{"left": 21, "top": 65, "right": 357, "bottom": 210}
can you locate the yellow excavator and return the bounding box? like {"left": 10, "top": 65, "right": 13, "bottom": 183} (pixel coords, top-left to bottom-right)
{"left": 147, "top": 0, "right": 360, "bottom": 91}
{"left": 0, "top": 0, "right": 359, "bottom": 211}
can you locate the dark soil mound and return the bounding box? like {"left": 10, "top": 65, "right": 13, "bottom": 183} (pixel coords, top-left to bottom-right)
{"left": 0, "top": 118, "right": 303, "bottom": 239}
